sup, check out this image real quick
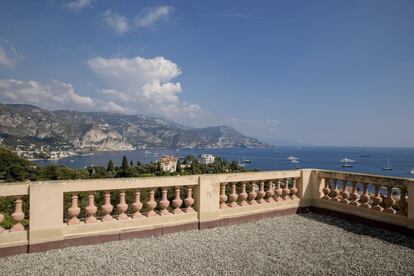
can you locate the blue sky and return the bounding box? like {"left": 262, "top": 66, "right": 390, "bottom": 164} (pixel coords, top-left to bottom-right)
{"left": 0, "top": 0, "right": 413, "bottom": 147}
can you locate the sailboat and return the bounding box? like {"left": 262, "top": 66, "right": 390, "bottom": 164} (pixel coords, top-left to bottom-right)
{"left": 382, "top": 159, "right": 392, "bottom": 171}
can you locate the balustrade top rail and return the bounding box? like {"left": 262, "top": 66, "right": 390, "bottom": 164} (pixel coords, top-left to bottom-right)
{"left": 0, "top": 182, "right": 29, "bottom": 197}
{"left": 60, "top": 175, "right": 200, "bottom": 192}
{"left": 318, "top": 170, "right": 414, "bottom": 188}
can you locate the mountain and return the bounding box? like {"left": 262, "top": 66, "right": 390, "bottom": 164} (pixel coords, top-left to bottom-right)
{"left": 0, "top": 103, "right": 271, "bottom": 151}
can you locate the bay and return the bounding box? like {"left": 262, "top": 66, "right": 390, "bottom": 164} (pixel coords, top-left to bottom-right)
{"left": 33, "top": 146, "right": 414, "bottom": 178}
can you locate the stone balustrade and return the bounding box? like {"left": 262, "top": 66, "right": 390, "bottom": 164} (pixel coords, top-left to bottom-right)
{"left": 219, "top": 177, "right": 300, "bottom": 209}
{"left": 314, "top": 170, "right": 413, "bottom": 227}
{"left": 65, "top": 186, "right": 196, "bottom": 224}
{"left": 0, "top": 169, "right": 413, "bottom": 256}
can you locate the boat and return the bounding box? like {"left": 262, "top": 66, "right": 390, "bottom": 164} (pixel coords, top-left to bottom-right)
{"left": 291, "top": 160, "right": 300, "bottom": 164}
{"left": 241, "top": 157, "right": 251, "bottom": 164}
{"left": 342, "top": 164, "right": 353, "bottom": 168}
{"left": 382, "top": 159, "right": 392, "bottom": 171}
{"left": 409, "top": 169, "right": 414, "bottom": 175}
{"left": 70, "top": 159, "right": 75, "bottom": 163}
{"left": 80, "top": 153, "right": 94, "bottom": 157}
{"left": 287, "top": 156, "right": 300, "bottom": 161}
{"left": 339, "top": 158, "right": 355, "bottom": 163}
{"left": 360, "top": 155, "right": 371, "bottom": 158}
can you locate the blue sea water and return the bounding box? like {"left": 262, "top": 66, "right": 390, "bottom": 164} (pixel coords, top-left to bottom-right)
{"left": 33, "top": 147, "right": 414, "bottom": 178}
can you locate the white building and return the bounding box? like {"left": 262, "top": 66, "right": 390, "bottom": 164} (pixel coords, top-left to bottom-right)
{"left": 159, "top": 155, "right": 178, "bottom": 173}
{"left": 200, "top": 154, "right": 215, "bottom": 165}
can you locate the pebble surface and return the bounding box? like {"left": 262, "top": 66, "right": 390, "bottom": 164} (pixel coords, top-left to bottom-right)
{"left": 1, "top": 213, "right": 413, "bottom": 276}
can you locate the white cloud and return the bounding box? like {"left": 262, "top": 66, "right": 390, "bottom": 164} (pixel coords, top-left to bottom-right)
{"left": 100, "top": 89, "right": 130, "bottom": 102}
{"left": 65, "top": 0, "right": 93, "bottom": 13}
{"left": 0, "top": 40, "right": 21, "bottom": 67}
{"left": 102, "top": 10, "right": 129, "bottom": 34}
{"left": 182, "top": 103, "right": 201, "bottom": 118}
{"left": 0, "top": 47, "right": 14, "bottom": 67}
{"left": 134, "top": 6, "right": 173, "bottom": 28}
{"left": 102, "top": 6, "right": 173, "bottom": 34}
{"left": 101, "top": 101, "right": 128, "bottom": 113}
{"left": 0, "top": 79, "right": 95, "bottom": 110}
{"left": 88, "top": 55, "right": 200, "bottom": 118}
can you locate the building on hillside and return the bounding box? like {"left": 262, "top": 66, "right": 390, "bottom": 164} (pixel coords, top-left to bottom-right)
{"left": 200, "top": 154, "right": 215, "bottom": 165}
{"left": 159, "top": 155, "right": 178, "bottom": 173}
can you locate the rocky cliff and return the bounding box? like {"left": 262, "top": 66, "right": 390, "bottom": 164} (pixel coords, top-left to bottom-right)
{"left": 0, "top": 103, "right": 271, "bottom": 151}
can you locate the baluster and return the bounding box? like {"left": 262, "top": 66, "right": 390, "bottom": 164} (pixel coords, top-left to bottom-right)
{"left": 266, "top": 180, "right": 275, "bottom": 203}
{"left": 256, "top": 180, "right": 266, "bottom": 204}
{"left": 0, "top": 212, "right": 4, "bottom": 233}
{"left": 248, "top": 181, "right": 257, "bottom": 205}
{"left": 275, "top": 179, "right": 283, "bottom": 201}
{"left": 85, "top": 192, "right": 97, "bottom": 223}
{"left": 228, "top": 182, "right": 238, "bottom": 207}
{"left": 290, "top": 178, "right": 298, "bottom": 199}
{"left": 371, "top": 183, "right": 383, "bottom": 211}
{"left": 282, "top": 178, "right": 290, "bottom": 200}
{"left": 132, "top": 190, "right": 144, "bottom": 218}
{"left": 330, "top": 179, "right": 340, "bottom": 202}
{"left": 145, "top": 189, "right": 158, "bottom": 217}
{"left": 67, "top": 193, "right": 81, "bottom": 225}
{"left": 172, "top": 186, "right": 183, "bottom": 214}
{"left": 397, "top": 188, "right": 407, "bottom": 216}
{"left": 340, "top": 180, "right": 349, "bottom": 204}
{"left": 159, "top": 187, "right": 171, "bottom": 216}
{"left": 117, "top": 190, "right": 129, "bottom": 220}
{"left": 219, "top": 183, "right": 228, "bottom": 209}
{"left": 383, "top": 186, "right": 396, "bottom": 214}
{"left": 102, "top": 191, "right": 114, "bottom": 221}
{"left": 360, "top": 183, "right": 371, "bottom": 208}
{"left": 239, "top": 182, "right": 248, "bottom": 206}
{"left": 322, "top": 178, "right": 331, "bottom": 200}
{"left": 183, "top": 187, "right": 195, "bottom": 213}
{"left": 10, "top": 196, "right": 25, "bottom": 231}
{"left": 349, "top": 181, "right": 359, "bottom": 206}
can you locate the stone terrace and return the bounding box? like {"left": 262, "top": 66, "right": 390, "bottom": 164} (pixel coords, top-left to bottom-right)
{"left": 0, "top": 212, "right": 413, "bottom": 275}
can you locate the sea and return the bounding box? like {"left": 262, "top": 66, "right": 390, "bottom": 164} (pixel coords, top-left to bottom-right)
{"left": 33, "top": 147, "right": 414, "bottom": 179}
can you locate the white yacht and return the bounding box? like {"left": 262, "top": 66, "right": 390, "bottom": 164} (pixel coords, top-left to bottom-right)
{"left": 287, "top": 156, "right": 300, "bottom": 161}
{"left": 409, "top": 169, "right": 414, "bottom": 175}
{"left": 339, "top": 158, "right": 356, "bottom": 163}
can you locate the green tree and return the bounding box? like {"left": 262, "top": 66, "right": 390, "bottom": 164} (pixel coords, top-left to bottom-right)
{"left": 5, "top": 164, "right": 29, "bottom": 181}
{"left": 0, "top": 147, "right": 37, "bottom": 181}
{"left": 176, "top": 160, "right": 182, "bottom": 173}
{"left": 122, "top": 156, "right": 129, "bottom": 170}
{"left": 106, "top": 160, "right": 115, "bottom": 172}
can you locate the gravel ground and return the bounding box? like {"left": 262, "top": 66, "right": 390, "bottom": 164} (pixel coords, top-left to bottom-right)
{"left": 1, "top": 212, "right": 413, "bottom": 276}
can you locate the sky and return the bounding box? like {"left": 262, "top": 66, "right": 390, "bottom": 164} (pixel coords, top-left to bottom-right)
{"left": 0, "top": 0, "right": 413, "bottom": 147}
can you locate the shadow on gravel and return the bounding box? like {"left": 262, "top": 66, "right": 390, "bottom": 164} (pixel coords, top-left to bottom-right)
{"left": 298, "top": 212, "right": 414, "bottom": 250}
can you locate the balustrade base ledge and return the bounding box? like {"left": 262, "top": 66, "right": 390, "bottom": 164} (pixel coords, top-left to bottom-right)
{"left": 0, "top": 222, "right": 199, "bottom": 257}
{"left": 199, "top": 207, "right": 309, "bottom": 230}
{"left": 310, "top": 207, "right": 414, "bottom": 237}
